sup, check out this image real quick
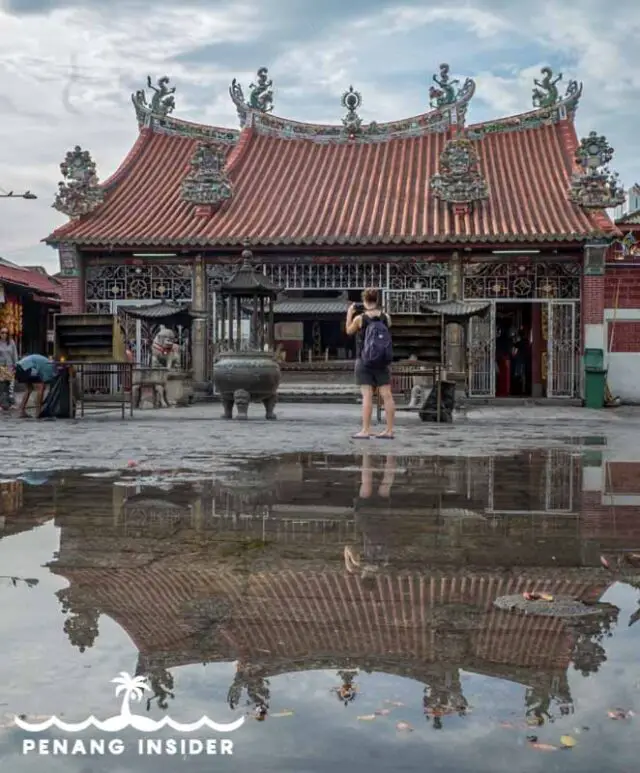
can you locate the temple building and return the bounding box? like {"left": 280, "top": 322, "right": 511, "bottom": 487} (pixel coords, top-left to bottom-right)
{"left": 44, "top": 62, "right": 637, "bottom": 398}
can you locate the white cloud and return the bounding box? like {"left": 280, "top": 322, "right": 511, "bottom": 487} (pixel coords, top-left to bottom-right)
{"left": 1, "top": 0, "right": 640, "bottom": 271}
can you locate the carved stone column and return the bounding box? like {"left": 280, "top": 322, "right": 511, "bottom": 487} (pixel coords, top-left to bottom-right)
{"left": 447, "top": 251, "right": 464, "bottom": 374}
{"left": 191, "top": 255, "right": 208, "bottom": 391}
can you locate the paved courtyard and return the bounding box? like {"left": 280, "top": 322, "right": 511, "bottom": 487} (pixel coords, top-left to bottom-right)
{"left": 1, "top": 403, "right": 638, "bottom": 475}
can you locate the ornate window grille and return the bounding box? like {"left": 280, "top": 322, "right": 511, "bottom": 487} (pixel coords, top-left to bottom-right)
{"left": 85, "top": 263, "right": 193, "bottom": 308}
{"left": 463, "top": 261, "right": 581, "bottom": 300}
{"left": 207, "top": 260, "right": 449, "bottom": 295}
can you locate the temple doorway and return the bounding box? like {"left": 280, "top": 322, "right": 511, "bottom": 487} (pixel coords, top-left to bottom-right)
{"left": 495, "top": 303, "right": 533, "bottom": 397}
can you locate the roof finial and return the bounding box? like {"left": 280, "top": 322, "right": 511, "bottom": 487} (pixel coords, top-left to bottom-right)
{"left": 341, "top": 86, "right": 362, "bottom": 138}
{"left": 241, "top": 239, "right": 253, "bottom": 264}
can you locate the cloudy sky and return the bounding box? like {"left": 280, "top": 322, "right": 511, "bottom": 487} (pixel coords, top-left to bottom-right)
{"left": 0, "top": 0, "right": 639, "bottom": 273}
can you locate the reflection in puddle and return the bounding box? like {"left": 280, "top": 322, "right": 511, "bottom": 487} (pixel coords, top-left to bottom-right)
{"left": 0, "top": 448, "right": 639, "bottom": 770}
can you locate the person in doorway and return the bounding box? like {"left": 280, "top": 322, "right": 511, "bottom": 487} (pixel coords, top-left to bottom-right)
{"left": 511, "top": 329, "right": 530, "bottom": 396}
{"left": 346, "top": 288, "right": 395, "bottom": 438}
{"left": 14, "top": 354, "right": 57, "bottom": 418}
{"left": 0, "top": 327, "right": 18, "bottom": 411}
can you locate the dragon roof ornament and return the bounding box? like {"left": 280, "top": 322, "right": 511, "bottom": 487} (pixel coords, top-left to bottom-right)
{"left": 569, "top": 131, "right": 625, "bottom": 209}
{"left": 131, "top": 75, "right": 239, "bottom": 144}
{"left": 53, "top": 145, "right": 104, "bottom": 219}
{"left": 229, "top": 66, "right": 274, "bottom": 127}
{"left": 132, "top": 76, "right": 176, "bottom": 126}
{"left": 532, "top": 67, "right": 582, "bottom": 110}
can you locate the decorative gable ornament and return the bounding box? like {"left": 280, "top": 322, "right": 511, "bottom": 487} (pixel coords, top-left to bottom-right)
{"left": 430, "top": 137, "right": 488, "bottom": 208}
{"left": 569, "top": 131, "right": 625, "bottom": 209}
{"left": 132, "top": 76, "right": 176, "bottom": 127}
{"left": 181, "top": 142, "right": 232, "bottom": 210}
{"left": 53, "top": 145, "right": 104, "bottom": 219}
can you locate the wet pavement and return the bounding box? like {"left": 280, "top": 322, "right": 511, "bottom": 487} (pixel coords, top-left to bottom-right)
{"left": 0, "top": 411, "right": 639, "bottom": 771}
{"left": 1, "top": 403, "right": 640, "bottom": 474}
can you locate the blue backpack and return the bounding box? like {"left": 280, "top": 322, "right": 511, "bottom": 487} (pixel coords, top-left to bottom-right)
{"left": 361, "top": 316, "right": 393, "bottom": 367}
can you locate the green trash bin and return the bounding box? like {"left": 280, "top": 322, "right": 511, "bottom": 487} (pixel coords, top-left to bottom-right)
{"left": 584, "top": 348, "right": 604, "bottom": 370}
{"left": 583, "top": 348, "right": 606, "bottom": 409}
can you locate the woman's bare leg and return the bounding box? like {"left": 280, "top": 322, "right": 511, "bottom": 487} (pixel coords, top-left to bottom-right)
{"left": 354, "top": 386, "right": 373, "bottom": 436}
{"left": 377, "top": 385, "right": 395, "bottom": 435}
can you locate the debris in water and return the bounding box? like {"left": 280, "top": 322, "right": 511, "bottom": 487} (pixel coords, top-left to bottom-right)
{"left": 522, "top": 592, "right": 554, "bottom": 602}
{"left": 608, "top": 709, "right": 634, "bottom": 720}
{"left": 270, "top": 710, "right": 293, "bottom": 718}
{"left": 396, "top": 721, "right": 413, "bottom": 732}
{"left": 560, "top": 735, "right": 577, "bottom": 748}
{"left": 357, "top": 715, "right": 376, "bottom": 721}
{"left": 529, "top": 743, "right": 558, "bottom": 752}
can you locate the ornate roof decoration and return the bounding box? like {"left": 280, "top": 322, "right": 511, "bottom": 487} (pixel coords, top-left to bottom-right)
{"left": 181, "top": 142, "right": 232, "bottom": 210}
{"left": 429, "top": 64, "right": 460, "bottom": 109}
{"left": 227, "top": 63, "right": 475, "bottom": 143}
{"left": 467, "top": 69, "right": 582, "bottom": 141}
{"left": 430, "top": 137, "right": 489, "bottom": 208}
{"left": 52, "top": 145, "right": 104, "bottom": 219}
{"left": 341, "top": 86, "right": 363, "bottom": 138}
{"left": 532, "top": 67, "right": 582, "bottom": 110}
{"left": 229, "top": 67, "right": 274, "bottom": 127}
{"left": 132, "top": 76, "right": 176, "bottom": 127}
{"left": 569, "top": 131, "right": 626, "bottom": 209}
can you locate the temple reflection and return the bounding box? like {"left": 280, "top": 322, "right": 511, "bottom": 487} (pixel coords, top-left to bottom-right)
{"left": 29, "top": 448, "right": 640, "bottom": 728}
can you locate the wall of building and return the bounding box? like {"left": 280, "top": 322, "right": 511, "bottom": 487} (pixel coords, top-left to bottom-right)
{"left": 54, "top": 276, "right": 84, "bottom": 314}
{"left": 604, "top": 266, "right": 640, "bottom": 402}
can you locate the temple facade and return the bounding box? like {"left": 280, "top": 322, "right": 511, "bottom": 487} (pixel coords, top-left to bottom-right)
{"left": 45, "top": 62, "right": 636, "bottom": 398}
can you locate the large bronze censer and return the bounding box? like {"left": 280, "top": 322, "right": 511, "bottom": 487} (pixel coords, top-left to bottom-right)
{"left": 212, "top": 245, "right": 280, "bottom": 419}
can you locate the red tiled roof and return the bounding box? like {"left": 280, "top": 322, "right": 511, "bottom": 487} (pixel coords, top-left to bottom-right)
{"left": 47, "top": 120, "right": 609, "bottom": 249}
{"left": 0, "top": 260, "right": 62, "bottom": 298}
{"left": 53, "top": 564, "right": 608, "bottom": 676}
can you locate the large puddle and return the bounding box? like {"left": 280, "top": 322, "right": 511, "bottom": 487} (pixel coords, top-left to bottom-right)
{"left": 0, "top": 446, "right": 638, "bottom": 771}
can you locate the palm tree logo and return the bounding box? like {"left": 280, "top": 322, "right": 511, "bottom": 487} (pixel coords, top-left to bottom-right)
{"left": 15, "top": 671, "right": 246, "bottom": 733}
{"left": 112, "top": 673, "right": 150, "bottom": 720}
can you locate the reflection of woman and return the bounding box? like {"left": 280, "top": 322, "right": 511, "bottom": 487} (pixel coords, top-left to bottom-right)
{"left": 332, "top": 669, "right": 359, "bottom": 705}
{"left": 345, "top": 453, "right": 396, "bottom": 589}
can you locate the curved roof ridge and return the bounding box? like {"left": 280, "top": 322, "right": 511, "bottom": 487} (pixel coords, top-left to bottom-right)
{"left": 225, "top": 126, "right": 254, "bottom": 175}
{"left": 230, "top": 72, "right": 476, "bottom": 143}
{"left": 466, "top": 84, "right": 582, "bottom": 139}
{"left": 131, "top": 84, "right": 240, "bottom": 145}
{"left": 101, "top": 129, "right": 152, "bottom": 192}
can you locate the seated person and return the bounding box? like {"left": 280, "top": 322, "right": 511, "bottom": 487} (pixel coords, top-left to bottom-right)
{"left": 15, "top": 354, "right": 57, "bottom": 418}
